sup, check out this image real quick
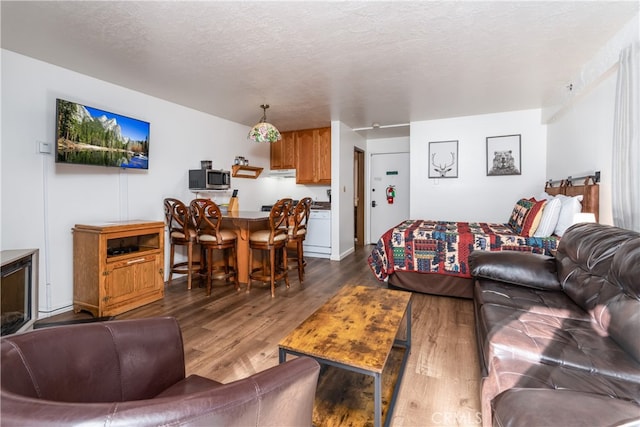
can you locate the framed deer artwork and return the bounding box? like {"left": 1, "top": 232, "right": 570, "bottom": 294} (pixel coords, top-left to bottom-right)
{"left": 428, "top": 140, "right": 458, "bottom": 178}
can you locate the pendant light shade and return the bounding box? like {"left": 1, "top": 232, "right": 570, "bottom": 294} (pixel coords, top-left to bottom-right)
{"left": 247, "top": 104, "right": 281, "bottom": 143}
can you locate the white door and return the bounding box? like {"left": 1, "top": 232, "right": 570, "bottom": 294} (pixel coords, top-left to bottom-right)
{"left": 370, "top": 152, "right": 410, "bottom": 241}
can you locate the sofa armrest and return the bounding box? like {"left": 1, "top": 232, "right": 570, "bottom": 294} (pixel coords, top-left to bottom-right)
{"left": 1, "top": 357, "right": 321, "bottom": 427}
{"left": 469, "top": 251, "right": 561, "bottom": 291}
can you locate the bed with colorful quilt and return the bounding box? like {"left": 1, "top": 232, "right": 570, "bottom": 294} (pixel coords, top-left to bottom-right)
{"left": 368, "top": 177, "right": 599, "bottom": 298}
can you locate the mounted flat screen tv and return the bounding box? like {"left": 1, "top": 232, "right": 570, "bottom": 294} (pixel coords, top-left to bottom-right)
{"left": 55, "top": 98, "right": 150, "bottom": 169}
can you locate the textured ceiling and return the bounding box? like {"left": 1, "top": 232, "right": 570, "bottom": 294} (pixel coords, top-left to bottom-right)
{"left": 2, "top": 1, "right": 638, "bottom": 138}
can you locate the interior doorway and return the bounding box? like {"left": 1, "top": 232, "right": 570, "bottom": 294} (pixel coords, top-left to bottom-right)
{"left": 354, "top": 148, "right": 365, "bottom": 246}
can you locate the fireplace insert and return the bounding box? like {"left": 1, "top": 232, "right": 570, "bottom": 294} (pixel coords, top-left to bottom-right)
{"left": 1, "top": 249, "right": 38, "bottom": 336}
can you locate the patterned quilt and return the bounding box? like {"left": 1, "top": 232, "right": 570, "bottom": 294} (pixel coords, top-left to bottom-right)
{"left": 368, "top": 220, "right": 559, "bottom": 281}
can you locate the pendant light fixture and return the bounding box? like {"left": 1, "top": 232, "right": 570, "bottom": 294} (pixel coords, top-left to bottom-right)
{"left": 247, "top": 104, "right": 281, "bottom": 143}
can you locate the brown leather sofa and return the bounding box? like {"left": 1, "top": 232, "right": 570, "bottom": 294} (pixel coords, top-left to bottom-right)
{"left": 1, "top": 316, "right": 320, "bottom": 426}
{"left": 469, "top": 223, "right": 640, "bottom": 427}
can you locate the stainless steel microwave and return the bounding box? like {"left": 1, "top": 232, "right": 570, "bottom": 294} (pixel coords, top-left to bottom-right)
{"left": 189, "top": 169, "right": 231, "bottom": 190}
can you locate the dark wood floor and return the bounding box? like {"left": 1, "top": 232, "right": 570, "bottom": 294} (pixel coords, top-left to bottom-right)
{"left": 45, "top": 245, "right": 481, "bottom": 426}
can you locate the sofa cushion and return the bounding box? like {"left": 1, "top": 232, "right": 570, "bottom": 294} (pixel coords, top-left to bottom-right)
{"left": 556, "top": 223, "right": 640, "bottom": 317}
{"left": 492, "top": 388, "right": 640, "bottom": 427}
{"left": 483, "top": 357, "right": 640, "bottom": 409}
{"left": 611, "top": 237, "right": 640, "bottom": 300}
{"left": 473, "top": 280, "right": 588, "bottom": 321}
{"left": 481, "top": 357, "right": 640, "bottom": 426}
{"left": 605, "top": 237, "right": 640, "bottom": 364}
{"left": 479, "top": 303, "right": 640, "bottom": 383}
{"left": 469, "top": 251, "right": 560, "bottom": 291}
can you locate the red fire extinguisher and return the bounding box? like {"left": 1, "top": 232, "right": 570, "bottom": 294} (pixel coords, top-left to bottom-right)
{"left": 386, "top": 185, "right": 396, "bottom": 204}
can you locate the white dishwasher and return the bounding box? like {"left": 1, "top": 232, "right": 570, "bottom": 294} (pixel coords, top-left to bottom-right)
{"left": 304, "top": 209, "right": 331, "bottom": 258}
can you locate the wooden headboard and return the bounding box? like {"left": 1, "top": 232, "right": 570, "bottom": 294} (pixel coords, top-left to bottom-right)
{"left": 545, "top": 175, "right": 600, "bottom": 222}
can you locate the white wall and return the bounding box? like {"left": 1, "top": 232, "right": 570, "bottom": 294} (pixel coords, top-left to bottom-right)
{"left": 0, "top": 50, "right": 327, "bottom": 314}
{"left": 331, "top": 121, "right": 365, "bottom": 260}
{"left": 544, "top": 13, "right": 639, "bottom": 226}
{"left": 546, "top": 74, "right": 616, "bottom": 225}
{"left": 410, "top": 109, "right": 547, "bottom": 222}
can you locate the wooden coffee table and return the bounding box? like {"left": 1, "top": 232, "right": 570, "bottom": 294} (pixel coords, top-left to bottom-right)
{"left": 278, "top": 285, "right": 412, "bottom": 427}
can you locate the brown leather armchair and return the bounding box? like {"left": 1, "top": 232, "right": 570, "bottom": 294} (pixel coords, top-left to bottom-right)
{"left": 1, "top": 317, "right": 320, "bottom": 426}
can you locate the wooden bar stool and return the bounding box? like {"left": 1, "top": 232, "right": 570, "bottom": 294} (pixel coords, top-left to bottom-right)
{"left": 287, "top": 197, "right": 312, "bottom": 283}
{"left": 163, "top": 198, "right": 201, "bottom": 290}
{"left": 248, "top": 198, "right": 292, "bottom": 297}
{"left": 190, "top": 198, "right": 239, "bottom": 296}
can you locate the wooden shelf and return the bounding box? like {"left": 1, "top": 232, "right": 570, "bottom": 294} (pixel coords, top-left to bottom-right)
{"left": 232, "top": 164, "right": 263, "bottom": 179}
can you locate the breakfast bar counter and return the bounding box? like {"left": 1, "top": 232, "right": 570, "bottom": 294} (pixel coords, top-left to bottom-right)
{"left": 221, "top": 211, "right": 270, "bottom": 285}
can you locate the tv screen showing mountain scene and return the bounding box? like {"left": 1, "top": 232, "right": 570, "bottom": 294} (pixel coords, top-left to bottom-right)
{"left": 55, "top": 99, "right": 150, "bottom": 169}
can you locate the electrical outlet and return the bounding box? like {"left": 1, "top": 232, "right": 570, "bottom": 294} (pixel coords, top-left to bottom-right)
{"left": 37, "top": 141, "right": 52, "bottom": 154}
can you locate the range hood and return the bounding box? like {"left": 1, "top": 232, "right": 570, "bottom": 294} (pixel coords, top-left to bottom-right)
{"left": 268, "top": 169, "right": 296, "bottom": 178}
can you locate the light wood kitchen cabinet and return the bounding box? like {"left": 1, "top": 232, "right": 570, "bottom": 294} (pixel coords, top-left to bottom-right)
{"left": 270, "top": 130, "right": 297, "bottom": 169}
{"left": 296, "top": 127, "right": 331, "bottom": 184}
{"left": 73, "top": 220, "right": 164, "bottom": 317}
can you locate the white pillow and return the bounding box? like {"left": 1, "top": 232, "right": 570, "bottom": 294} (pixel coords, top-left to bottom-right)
{"left": 554, "top": 195, "right": 583, "bottom": 237}
{"left": 533, "top": 197, "right": 562, "bottom": 237}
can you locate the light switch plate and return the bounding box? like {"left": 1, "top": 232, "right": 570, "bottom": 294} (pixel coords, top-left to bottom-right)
{"left": 38, "top": 141, "right": 52, "bottom": 154}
